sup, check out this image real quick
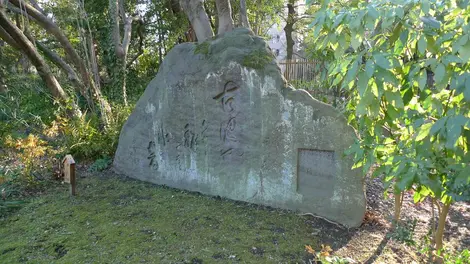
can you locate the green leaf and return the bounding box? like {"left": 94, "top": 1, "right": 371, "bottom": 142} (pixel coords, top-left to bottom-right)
{"left": 397, "top": 171, "right": 415, "bottom": 191}
{"left": 346, "top": 60, "right": 359, "bottom": 83}
{"left": 395, "top": 8, "right": 404, "bottom": 19}
{"left": 367, "top": 5, "right": 379, "bottom": 19}
{"left": 365, "top": 60, "right": 375, "bottom": 78}
{"left": 416, "top": 123, "right": 432, "bottom": 141}
{"left": 332, "top": 12, "right": 346, "bottom": 28}
{"left": 430, "top": 117, "right": 447, "bottom": 135}
{"left": 426, "top": 36, "right": 438, "bottom": 54}
{"left": 455, "top": 166, "right": 470, "bottom": 186}
{"left": 421, "top": 0, "right": 430, "bottom": 14}
{"left": 465, "top": 75, "right": 470, "bottom": 101}
{"left": 351, "top": 34, "right": 361, "bottom": 50}
{"left": 400, "top": 29, "right": 409, "bottom": 46}
{"left": 459, "top": 40, "right": 470, "bottom": 62}
{"left": 373, "top": 54, "right": 390, "bottom": 69}
{"left": 357, "top": 87, "right": 374, "bottom": 115}
{"left": 385, "top": 91, "right": 404, "bottom": 109}
{"left": 434, "top": 63, "right": 445, "bottom": 84}
{"left": 418, "top": 70, "right": 427, "bottom": 91}
{"left": 420, "top": 16, "right": 441, "bottom": 29}
{"left": 418, "top": 35, "right": 427, "bottom": 55}
{"left": 357, "top": 72, "right": 368, "bottom": 96}
{"left": 446, "top": 118, "right": 464, "bottom": 149}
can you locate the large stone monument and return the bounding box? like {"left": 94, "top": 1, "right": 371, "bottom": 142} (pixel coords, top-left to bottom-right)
{"left": 113, "top": 28, "right": 366, "bottom": 227}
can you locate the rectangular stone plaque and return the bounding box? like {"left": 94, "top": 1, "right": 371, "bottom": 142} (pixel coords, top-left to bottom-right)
{"left": 297, "top": 149, "right": 335, "bottom": 197}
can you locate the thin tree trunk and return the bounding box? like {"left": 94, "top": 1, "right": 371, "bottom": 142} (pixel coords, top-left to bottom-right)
{"left": 0, "top": 8, "right": 80, "bottom": 115}
{"left": 435, "top": 203, "right": 450, "bottom": 251}
{"left": 284, "top": 0, "right": 295, "bottom": 60}
{"left": 126, "top": 19, "right": 144, "bottom": 68}
{"left": 215, "top": 0, "right": 233, "bottom": 34}
{"left": 393, "top": 192, "right": 404, "bottom": 225}
{"left": 80, "top": 0, "right": 101, "bottom": 91}
{"left": 239, "top": 0, "right": 250, "bottom": 29}
{"left": 179, "top": 0, "right": 214, "bottom": 42}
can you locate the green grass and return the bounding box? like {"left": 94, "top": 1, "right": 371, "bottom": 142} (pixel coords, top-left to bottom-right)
{"left": 0, "top": 174, "right": 318, "bottom": 263}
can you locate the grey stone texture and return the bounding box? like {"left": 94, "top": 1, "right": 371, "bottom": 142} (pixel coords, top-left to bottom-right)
{"left": 113, "top": 28, "right": 366, "bottom": 227}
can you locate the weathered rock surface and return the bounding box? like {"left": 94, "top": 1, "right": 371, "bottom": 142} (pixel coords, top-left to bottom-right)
{"left": 113, "top": 28, "right": 366, "bottom": 227}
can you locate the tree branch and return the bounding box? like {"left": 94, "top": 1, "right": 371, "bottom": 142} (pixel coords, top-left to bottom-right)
{"left": 29, "top": 0, "right": 46, "bottom": 15}
{"left": 126, "top": 19, "right": 144, "bottom": 68}
{"left": 0, "top": 25, "right": 19, "bottom": 49}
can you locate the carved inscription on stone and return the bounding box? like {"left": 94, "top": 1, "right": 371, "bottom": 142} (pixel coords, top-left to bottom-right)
{"left": 147, "top": 141, "right": 158, "bottom": 170}
{"left": 213, "top": 81, "right": 244, "bottom": 159}
{"left": 297, "top": 149, "right": 335, "bottom": 197}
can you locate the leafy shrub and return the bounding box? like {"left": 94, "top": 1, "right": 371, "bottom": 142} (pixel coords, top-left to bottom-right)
{"left": 88, "top": 156, "right": 112, "bottom": 172}
{"left": 444, "top": 249, "right": 470, "bottom": 264}
{"left": 388, "top": 218, "right": 417, "bottom": 246}
{"left": 3, "top": 134, "right": 54, "bottom": 183}
{"left": 48, "top": 104, "right": 130, "bottom": 160}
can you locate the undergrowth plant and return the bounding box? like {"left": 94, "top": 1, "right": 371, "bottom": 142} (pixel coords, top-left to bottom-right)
{"left": 4, "top": 134, "right": 53, "bottom": 183}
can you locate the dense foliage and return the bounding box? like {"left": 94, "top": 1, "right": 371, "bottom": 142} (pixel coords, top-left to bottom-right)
{"left": 308, "top": 0, "right": 470, "bottom": 251}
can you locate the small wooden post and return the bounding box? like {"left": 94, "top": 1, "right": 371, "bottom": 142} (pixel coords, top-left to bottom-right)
{"left": 62, "top": 155, "right": 76, "bottom": 196}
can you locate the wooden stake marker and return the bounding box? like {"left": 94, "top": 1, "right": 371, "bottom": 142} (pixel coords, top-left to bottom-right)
{"left": 62, "top": 155, "right": 76, "bottom": 196}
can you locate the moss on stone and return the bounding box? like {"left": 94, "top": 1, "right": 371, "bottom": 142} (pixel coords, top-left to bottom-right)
{"left": 194, "top": 41, "right": 211, "bottom": 56}
{"left": 242, "top": 49, "right": 274, "bottom": 69}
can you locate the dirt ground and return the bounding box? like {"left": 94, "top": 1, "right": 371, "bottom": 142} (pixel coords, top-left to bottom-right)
{"left": 322, "top": 176, "right": 470, "bottom": 263}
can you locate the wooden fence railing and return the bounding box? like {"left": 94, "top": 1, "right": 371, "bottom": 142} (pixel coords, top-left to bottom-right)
{"left": 279, "top": 59, "right": 326, "bottom": 82}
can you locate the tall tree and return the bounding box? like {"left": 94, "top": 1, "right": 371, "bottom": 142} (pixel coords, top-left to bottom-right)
{"left": 108, "top": 0, "right": 140, "bottom": 106}
{"left": 215, "top": 0, "right": 233, "bottom": 34}
{"left": 179, "top": 0, "right": 213, "bottom": 42}
{"left": 239, "top": 0, "right": 250, "bottom": 29}
{"left": 284, "top": 0, "right": 295, "bottom": 60}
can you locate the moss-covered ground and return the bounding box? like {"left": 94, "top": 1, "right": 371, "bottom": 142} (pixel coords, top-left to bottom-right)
{"left": 0, "top": 173, "right": 318, "bottom": 263}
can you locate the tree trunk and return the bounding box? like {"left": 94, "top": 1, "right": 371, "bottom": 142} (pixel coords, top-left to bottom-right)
{"left": 0, "top": 42, "right": 6, "bottom": 93}
{"left": 284, "top": 0, "right": 295, "bottom": 60}
{"left": 393, "top": 192, "right": 404, "bottom": 225}
{"left": 109, "top": 0, "right": 138, "bottom": 106}
{"left": 215, "top": 0, "right": 233, "bottom": 35}
{"left": 435, "top": 203, "right": 450, "bottom": 251}
{"left": 179, "top": 0, "right": 214, "bottom": 42}
{"left": 239, "top": 0, "right": 250, "bottom": 29}
{"left": 0, "top": 8, "right": 80, "bottom": 116}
